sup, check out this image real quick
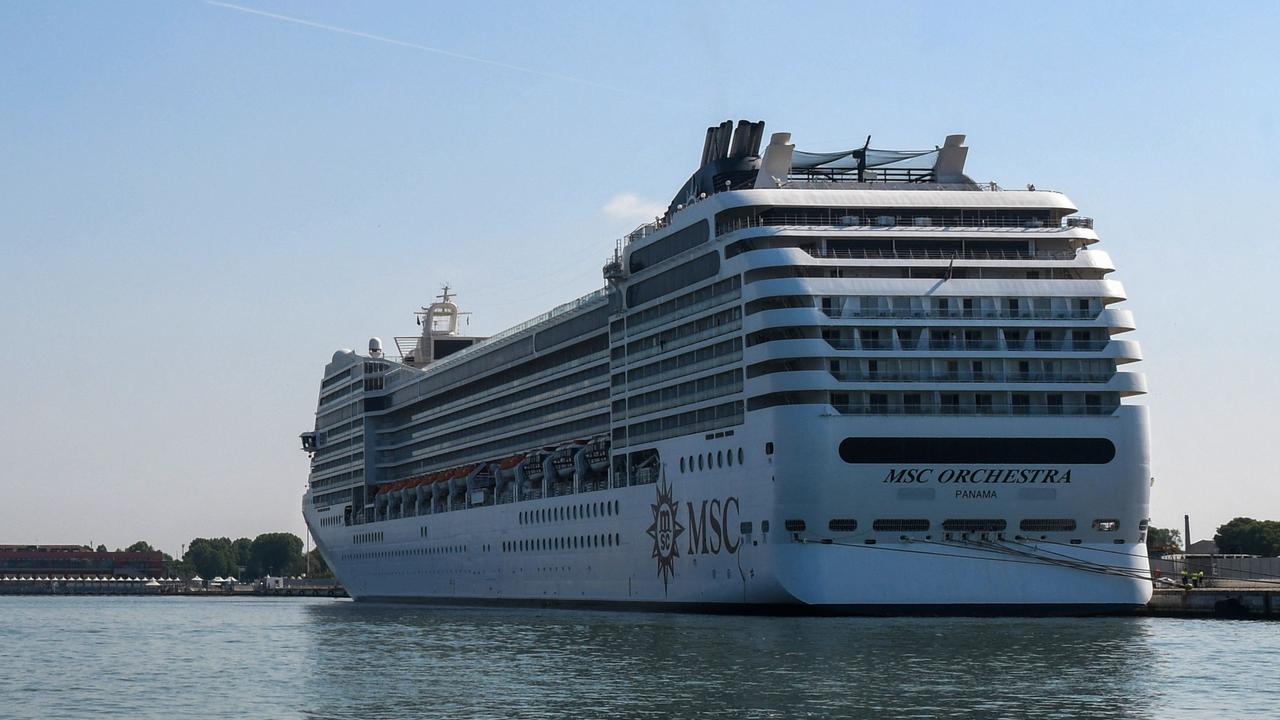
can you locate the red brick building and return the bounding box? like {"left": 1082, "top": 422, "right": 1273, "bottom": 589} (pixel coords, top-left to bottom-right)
{"left": 0, "top": 545, "right": 165, "bottom": 578}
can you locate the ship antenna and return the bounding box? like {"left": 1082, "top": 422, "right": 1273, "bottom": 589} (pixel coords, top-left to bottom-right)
{"left": 857, "top": 135, "right": 872, "bottom": 182}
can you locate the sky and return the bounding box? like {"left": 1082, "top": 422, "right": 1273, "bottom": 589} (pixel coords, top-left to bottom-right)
{"left": 1, "top": 1, "right": 1277, "bottom": 556}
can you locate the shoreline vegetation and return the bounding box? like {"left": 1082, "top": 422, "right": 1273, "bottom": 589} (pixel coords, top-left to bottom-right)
{"left": 129, "top": 533, "right": 331, "bottom": 582}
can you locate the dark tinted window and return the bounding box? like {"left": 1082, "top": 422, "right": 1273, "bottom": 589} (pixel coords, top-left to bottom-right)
{"left": 626, "top": 252, "right": 720, "bottom": 308}
{"left": 873, "top": 519, "right": 930, "bottom": 532}
{"left": 839, "top": 437, "right": 1115, "bottom": 464}
{"left": 629, "top": 220, "right": 710, "bottom": 272}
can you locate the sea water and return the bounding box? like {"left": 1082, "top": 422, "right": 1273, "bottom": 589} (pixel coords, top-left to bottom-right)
{"left": 0, "top": 596, "right": 1275, "bottom": 719}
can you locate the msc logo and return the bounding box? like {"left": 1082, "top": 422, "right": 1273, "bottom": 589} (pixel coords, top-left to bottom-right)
{"left": 646, "top": 477, "right": 743, "bottom": 593}
{"left": 646, "top": 476, "right": 684, "bottom": 593}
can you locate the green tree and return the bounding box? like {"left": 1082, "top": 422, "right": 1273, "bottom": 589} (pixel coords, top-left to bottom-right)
{"left": 247, "top": 533, "right": 305, "bottom": 578}
{"left": 1145, "top": 527, "right": 1182, "bottom": 553}
{"left": 95, "top": 544, "right": 108, "bottom": 553}
{"left": 125, "top": 541, "right": 155, "bottom": 553}
{"left": 231, "top": 538, "right": 253, "bottom": 574}
{"left": 166, "top": 558, "right": 195, "bottom": 578}
{"left": 305, "top": 548, "right": 333, "bottom": 578}
{"left": 184, "top": 537, "right": 237, "bottom": 579}
{"left": 1214, "top": 518, "right": 1280, "bottom": 556}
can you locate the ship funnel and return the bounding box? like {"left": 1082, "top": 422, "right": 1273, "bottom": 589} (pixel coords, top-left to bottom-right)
{"left": 755, "top": 132, "right": 795, "bottom": 188}
{"left": 933, "top": 134, "right": 970, "bottom": 183}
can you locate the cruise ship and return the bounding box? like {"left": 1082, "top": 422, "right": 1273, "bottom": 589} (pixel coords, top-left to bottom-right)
{"left": 300, "top": 121, "right": 1153, "bottom": 613}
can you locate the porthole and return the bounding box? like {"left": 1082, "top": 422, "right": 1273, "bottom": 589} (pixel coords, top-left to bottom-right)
{"left": 717, "top": 450, "right": 723, "bottom": 468}
{"left": 680, "top": 457, "right": 686, "bottom": 473}
{"left": 738, "top": 448, "right": 744, "bottom": 464}
{"left": 706, "top": 452, "right": 713, "bottom": 468}
{"left": 698, "top": 454, "right": 704, "bottom": 471}
{"left": 727, "top": 451, "right": 733, "bottom": 467}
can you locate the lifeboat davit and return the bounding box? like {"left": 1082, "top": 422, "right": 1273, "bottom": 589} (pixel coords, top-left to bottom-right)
{"left": 497, "top": 454, "right": 525, "bottom": 479}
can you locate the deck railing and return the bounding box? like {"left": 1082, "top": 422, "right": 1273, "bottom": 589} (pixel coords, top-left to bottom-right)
{"left": 820, "top": 307, "right": 1100, "bottom": 321}
{"left": 830, "top": 371, "right": 1114, "bottom": 384}
{"left": 718, "top": 215, "right": 1093, "bottom": 236}
{"left": 832, "top": 403, "right": 1115, "bottom": 417}
{"left": 804, "top": 248, "right": 1079, "bottom": 261}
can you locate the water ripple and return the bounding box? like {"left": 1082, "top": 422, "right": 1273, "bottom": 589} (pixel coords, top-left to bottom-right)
{"left": 0, "top": 597, "right": 1275, "bottom": 719}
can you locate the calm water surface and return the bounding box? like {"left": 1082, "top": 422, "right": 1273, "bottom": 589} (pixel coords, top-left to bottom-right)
{"left": 0, "top": 596, "right": 1275, "bottom": 719}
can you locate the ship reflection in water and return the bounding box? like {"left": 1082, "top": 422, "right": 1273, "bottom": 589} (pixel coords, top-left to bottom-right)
{"left": 2, "top": 597, "right": 1273, "bottom": 719}
{"left": 301, "top": 602, "right": 1242, "bottom": 720}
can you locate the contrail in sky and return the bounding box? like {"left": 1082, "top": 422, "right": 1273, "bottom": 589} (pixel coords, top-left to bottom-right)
{"left": 205, "top": 1, "right": 659, "bottom": 99}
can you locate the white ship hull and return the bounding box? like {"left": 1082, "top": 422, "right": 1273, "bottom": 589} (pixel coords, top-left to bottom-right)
{"left": 300, "top": 121, "right": 1154, "bottom": 614}
{"left": 306, "top": 405, "right": 1151, "bottom": 611}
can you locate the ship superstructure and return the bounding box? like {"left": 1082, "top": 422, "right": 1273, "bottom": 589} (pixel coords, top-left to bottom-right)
{"left": 300, "top": 121, "right": 1152, "bottom": 612}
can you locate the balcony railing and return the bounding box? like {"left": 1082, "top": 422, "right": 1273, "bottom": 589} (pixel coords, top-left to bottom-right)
{"left": 821, "top": 307, "right": 1100, "bottom": 321}
{"left": 719, "top": 215, "right": 1090, "bottom": 236}
{"left": 805, "top": 248, "right": 1079, "bottom": 261}
{"left": 833, "top": 403, "right": 1115, "bottom": 417}
{"left": 831, "top": 371, "right": 1114, "bottom": 384}
{"left": 824, "top": 338, "right": 1108, "bottom": 352}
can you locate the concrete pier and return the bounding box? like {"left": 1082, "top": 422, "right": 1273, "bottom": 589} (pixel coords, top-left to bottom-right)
{"left": 1145, "top": 587, "right": 1279, "bottom": 619}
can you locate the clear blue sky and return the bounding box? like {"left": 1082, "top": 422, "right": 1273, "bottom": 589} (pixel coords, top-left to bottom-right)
{"left": 2, "top": 1, "right": 1276, "bottom": 556}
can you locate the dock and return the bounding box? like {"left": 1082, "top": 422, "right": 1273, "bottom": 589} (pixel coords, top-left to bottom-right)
{"left": 0, "top": 576, "right": 347, "bottom": 598}
{"left": 1144, "top": 586, "right": 1279, "bottom": 619}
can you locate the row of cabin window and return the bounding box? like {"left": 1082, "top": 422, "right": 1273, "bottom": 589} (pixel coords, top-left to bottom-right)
{"left": 388, "top": 389, "right": 610, "bottom": 459}
{"left": 782, "top": 518, "right": 1130, "bottom": 533}
{"left": 830, "top": 391, "right": 1111, "bottom": 409}
{"left": 381, "top": 364, "right": 605, "bottom": 446}
{"left": 385, "top": 334, "right": 607, "bottom": 415}
{"left": 680, "top": 447, "right": 746, "bottom": 473}
{"left": 311, "top": 451, "right": 363, "bottom": 475}
{"left": 503, "top": 534, "right": 620, "bottom": 552}
{"left": 819, "top": 296, "right": 1098, "bottom": 318}
{"left": 520, "top": 500, "right": 620, "bottom": 525}
{"left": 382, "top": 413, "right": 609, "bottom": 479}
{"left": 343, "top": 544, "right": 466, "bottom": 560}
{"left": 826, "top": 357, "right": 1114, "bottom": 379}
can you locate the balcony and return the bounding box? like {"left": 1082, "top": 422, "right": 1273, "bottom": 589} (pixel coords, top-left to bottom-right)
{"left": 824, "top": 337, "right": 1104, "bottom": 352}
{"left": 806, "top": 248, "right": 1079, "bottom": 261}
{"left": 832, "top": 371, "right": 1115, "bottom": 384}
{"left": 822, "top": 307, "right": 1101, "bottom": 321}
{"left": 719, "top": 214, "right": 1091, "bottom": 237}
{"left": 833, "top": 403, "right": 1116, "bottom": 417}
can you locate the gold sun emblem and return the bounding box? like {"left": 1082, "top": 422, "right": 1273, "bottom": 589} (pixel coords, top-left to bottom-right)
{"left": 646, "top": 474, "right": 684, "bottom": 593}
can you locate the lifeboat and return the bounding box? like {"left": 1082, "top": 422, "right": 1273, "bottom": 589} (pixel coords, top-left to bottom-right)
{"left": 432, "top": 478, "right": 449, "bottom": 512}
{"left": 551, "top": 440, "right": 588, "bottom": 478}
{"left": 517, "top": 448, "right": 553, "bottom": 500}
{"left": 584, "top": 436, "right": 610, "bottom": 472}
{"left": 497, "top": 454, "right": 525, "bottom": 479}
